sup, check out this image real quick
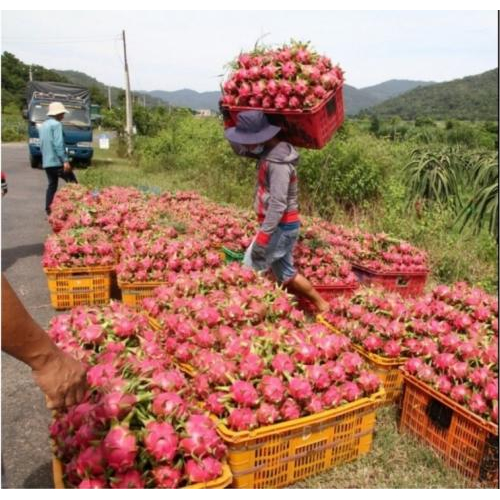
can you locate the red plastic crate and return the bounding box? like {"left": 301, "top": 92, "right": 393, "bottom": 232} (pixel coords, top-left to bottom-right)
{"left": 222, "top": 86, "right": 344, "bottom": 149}
{"left": 352, "top": 263, "right": 428, "bottom": 298}
{"left": 296, "top": 283, "right": 358, "bottom": 313}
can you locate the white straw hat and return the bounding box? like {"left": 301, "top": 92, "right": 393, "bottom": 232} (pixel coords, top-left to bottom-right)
{"left": 47, "top": 102, "right": 69, "bottom": 116}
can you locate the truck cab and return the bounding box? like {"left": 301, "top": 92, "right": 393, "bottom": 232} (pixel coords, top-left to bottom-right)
{"left": 25, "top": 81, "right": 94, "bottom": 168}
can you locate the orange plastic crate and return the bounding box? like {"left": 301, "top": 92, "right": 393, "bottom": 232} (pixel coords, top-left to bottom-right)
{"left": 399, "top": 372, "right": 499, "bottom": 487}
{"left": 44, "top": 266, "right": 114, "bottom": 310}
{"left": 216, "top": 389, "right": 384, "bottom": 488}
{"left": 318, "top": 315, "right": 405, "bottom": 404}
{"left": 52, "top": 456, "right": 232, "bottom": 489}
{"left": 118, "top": 281, "right": 165, "bottom": 309}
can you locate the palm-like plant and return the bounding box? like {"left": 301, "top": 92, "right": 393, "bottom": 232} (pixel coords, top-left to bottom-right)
{"left": 455, "top": 154, "right": 499, "bottom": 241}
{"left": 404, "top": 147, "right": 463, "bottom": 206}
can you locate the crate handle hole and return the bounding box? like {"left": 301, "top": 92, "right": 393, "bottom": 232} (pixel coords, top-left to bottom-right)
{"left": 426, "top": 398, "right": 452, "bottom": 430}
{"left": 396, "top": 277, "right": 409, "bottom": 287}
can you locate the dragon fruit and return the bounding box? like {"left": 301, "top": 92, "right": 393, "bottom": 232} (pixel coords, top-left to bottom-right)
{"left": 103, "top": 426, "right": 138, "bottom": 472}
{"left": 152, "top": 465, "right": 182, "bottom": 488}
{"left": 144, "top": 422, "right": 178, "bottom": 462}
{"left": 256, "top": 403, "right": 280, "bottom": 425}
{"left": 288, "top": 377, "right": 313, "bottom": 402}
{"left": 111, "top": 469, "right": 145, "bottom": 489}
{"left": 185, "top": 457, "right": 222, "bottom": 483}
{"left": 227, "top": 408, "right": 257, "bottom": 431}
{"left": 260, "top": 376, "right": 286, "bottom": 404}
{"left": 231, "top": 380, "right": 259, "bottom": 407}
{"left": 280, "top": 398, "right": 301, "bottom": 421}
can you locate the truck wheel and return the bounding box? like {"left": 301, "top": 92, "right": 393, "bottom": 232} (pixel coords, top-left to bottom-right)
{"left": 30, "top": 155, "right": 41, "bottom": 169}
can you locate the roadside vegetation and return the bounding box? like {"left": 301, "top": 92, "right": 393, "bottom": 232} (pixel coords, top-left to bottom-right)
{"left": 80, "top": 106, "right": 498, "bottom": 294}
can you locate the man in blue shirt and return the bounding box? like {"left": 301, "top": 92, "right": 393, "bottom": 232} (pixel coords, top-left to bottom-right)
{"left": 39, "top": 102, "right": 77, "bottom": 215}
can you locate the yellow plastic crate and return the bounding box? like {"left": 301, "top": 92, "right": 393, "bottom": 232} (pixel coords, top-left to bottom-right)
{"left": 118, "top": 281, "right": 165, "bottom": 309}
{"left": 318, "top": 314, "right": 406, "bottom": 405}
{"left": 44, "top": 266, "right": 114, "bottom": 310}
{"left": 52, "top": 456, "right": 232, "bottom": 489}
{"left": 217, "top": 389, "right": 384, "bottom": 489}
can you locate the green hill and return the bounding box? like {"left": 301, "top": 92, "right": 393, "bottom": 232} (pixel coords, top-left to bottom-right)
{"left": 366, "top": 69, "right": 498, "bottom": 120}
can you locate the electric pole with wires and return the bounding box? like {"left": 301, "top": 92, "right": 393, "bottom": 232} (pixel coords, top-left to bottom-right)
{"left": 122, "top": 29, "right": 133, "bottom": 156}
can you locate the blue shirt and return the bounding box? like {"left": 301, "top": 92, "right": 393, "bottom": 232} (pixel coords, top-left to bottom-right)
{"left": 39, "top": 117, "right": 68, "bottom": 168}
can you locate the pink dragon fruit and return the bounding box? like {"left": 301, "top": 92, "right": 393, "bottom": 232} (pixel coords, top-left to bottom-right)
{"left": 357, "top": 370, "right": 380, "bottom": 394}
{"left": 206, "top": 392, "right": 226, "bottom": 416}
{"left": 339, "top": 352, "right": 363, "bottom": 374}
{"left": 280, "top": 398, "right": 301, "bottom": 421}
{"left": 256, "top": 403, "right": 280, "bottom": 425}
{"left": 340, "top": 381, "right": 362, "bottom": 402}
{"left": 449, "top": 361, "right": 469, "bottom": 380}
{"left": 470, "top": 366, "right": 492, "bottom": 388}
{"left": 99, "top": 392, "right": 137, "bottom": 420}
{"left": 185, "top": 457, "right": 222, "bottom": 483}
{"left": 239, "top": 353, "right": 265, "bottom": 379}
{"left": 103, "top": 426, "right": 137, "bottom": 472}
{"left": 322, "top": 386, "right": 342, "bottom": 408}
{"left": 288, "top": 377, "right": 313, "bottom": 402}
{"left": 152, "top": 392, "right": 187, "bottom": 418}
{"left": 75, "top": 445, "right": 105, "bottom": 477}
{"left": 417, "top": 364, "right": 436, "bottom": 383}
{"left": 227, "top": 408, "right": 257, "bottom": 431}
{"left": 78, "top": 478, "right": 107, "bottom": 489}
{"left": 433, "top": 353, "right": 455, "bottom": 371}
{"left": 306, "top": 364, "right": 331, "bottom": 390}
{"left": 111, "top": 469, "right": 145, "bottom": 489}
{"left": 326, "top": 361, "right": 347, "bottom": 382}
{"left": 144, "top": 422, "right": 178, "bottom": 462}
{"left": 271, "top": 353, "right": 295, "bottom": 374}
{"left": 231, "top": 380, "right": 259, "bottom": 407}
{"left": 363, "top": 335, "right": 383, "bottom": 352}
{"left": 306, "top": 395, "right": 324, "bottom": 414}
{"left": 260, "top": 376, "right": 286, "bottom": 404}
{"left": 152, "top": 465, "right": 182, "bottom": 488}
{"left": 484, "top": 380, "right": 498, "bottom": 401}
{"left": 435, "top": 375, "right": 452, "bottom": 395}
{"left": 450, "top": 384, "right": 471, "bottom": 404}
{"left": 383, "top": 340, "right": 402, "bottom": 358}
{"left": 469, "top": 393, "right": 488, "bottom": 415}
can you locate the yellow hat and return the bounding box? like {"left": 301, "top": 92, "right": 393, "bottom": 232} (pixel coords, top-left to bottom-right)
{"left": 47, "top": 102, "right": 69, "bottom": 116}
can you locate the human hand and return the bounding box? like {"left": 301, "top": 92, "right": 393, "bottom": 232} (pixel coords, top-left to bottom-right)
{"left": 32, "top": 349, "right": 87, "bottom": 410}
{"left": 63, "top": 162, "right": 71, "bottom": 173}
{"left": 250, "top": 242, "right": 268, "bottom": 270}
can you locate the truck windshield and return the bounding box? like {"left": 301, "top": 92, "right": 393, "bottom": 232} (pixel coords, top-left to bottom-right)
{"left": 30, "top": 103, "right": 90, "bottom": 126}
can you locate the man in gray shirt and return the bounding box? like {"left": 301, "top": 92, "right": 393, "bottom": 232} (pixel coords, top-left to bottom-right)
{"left": 225, "top": 110, "right": 329, "bottom": 313}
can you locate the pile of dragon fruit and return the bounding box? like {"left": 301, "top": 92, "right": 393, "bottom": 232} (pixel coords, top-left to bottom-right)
{"left": 48, "top": 302, "right": 228, "bottom": 488}
{"left": 42, "top": 228, "right": 116, "bottom": 269}
{"left": 403, "top": 282, "right": 498, "bottom": 423}
{"left": 221, "top": 41, "right": 344, "bottom": 110}
{"left": 322, "top": 287, "right": 410, "bottom": 359}
{"left": 294, "top": 232, "right": 358, "bottom": 287}
{"left": 353, "top": 233, "right": 428, "bottom": 273}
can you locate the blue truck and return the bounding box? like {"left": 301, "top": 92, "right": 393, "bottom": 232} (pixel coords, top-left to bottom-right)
{"left": 25, "top": 81, "right": 94, "bottom": 168}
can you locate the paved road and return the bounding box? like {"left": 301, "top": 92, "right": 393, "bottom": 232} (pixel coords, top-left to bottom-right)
{"left": 1, "top": 143, "right": 59, "bottom": 488}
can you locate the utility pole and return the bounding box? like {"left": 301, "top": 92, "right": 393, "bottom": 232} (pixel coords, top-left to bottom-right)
{"left": 143, "top": 94, "right": 146, "bottom": 107}
{"left": 108, "top": 86, "right": 112, "bottom": 109}
{"left": 122, "top": 29, "right": 133, "bottom": 156}
{"left": 29, "top": 65, "right": 33, "bottom": 81}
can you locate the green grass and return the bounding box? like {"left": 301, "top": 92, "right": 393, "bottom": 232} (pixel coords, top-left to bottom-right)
{"left": 78, "top": 143, "right": 492, "bottom": 489}
{"left": 292, "top": 406, "right": 470, "bottom": 489}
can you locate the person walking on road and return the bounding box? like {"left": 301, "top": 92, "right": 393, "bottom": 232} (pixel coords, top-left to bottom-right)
{"left": 39, "top": 102, "right": 77, "bottom": 215}
{"left": 224, "top": 110, "right": 329, "bottom": 313}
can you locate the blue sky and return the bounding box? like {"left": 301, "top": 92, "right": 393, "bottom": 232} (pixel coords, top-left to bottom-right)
{"left": 1, "top": 10, "right": 497, "bottom": 91}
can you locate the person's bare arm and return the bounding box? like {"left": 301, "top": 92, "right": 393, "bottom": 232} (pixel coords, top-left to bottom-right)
{"left": 1, "top": 275, "right": 87, "bottom": 409}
